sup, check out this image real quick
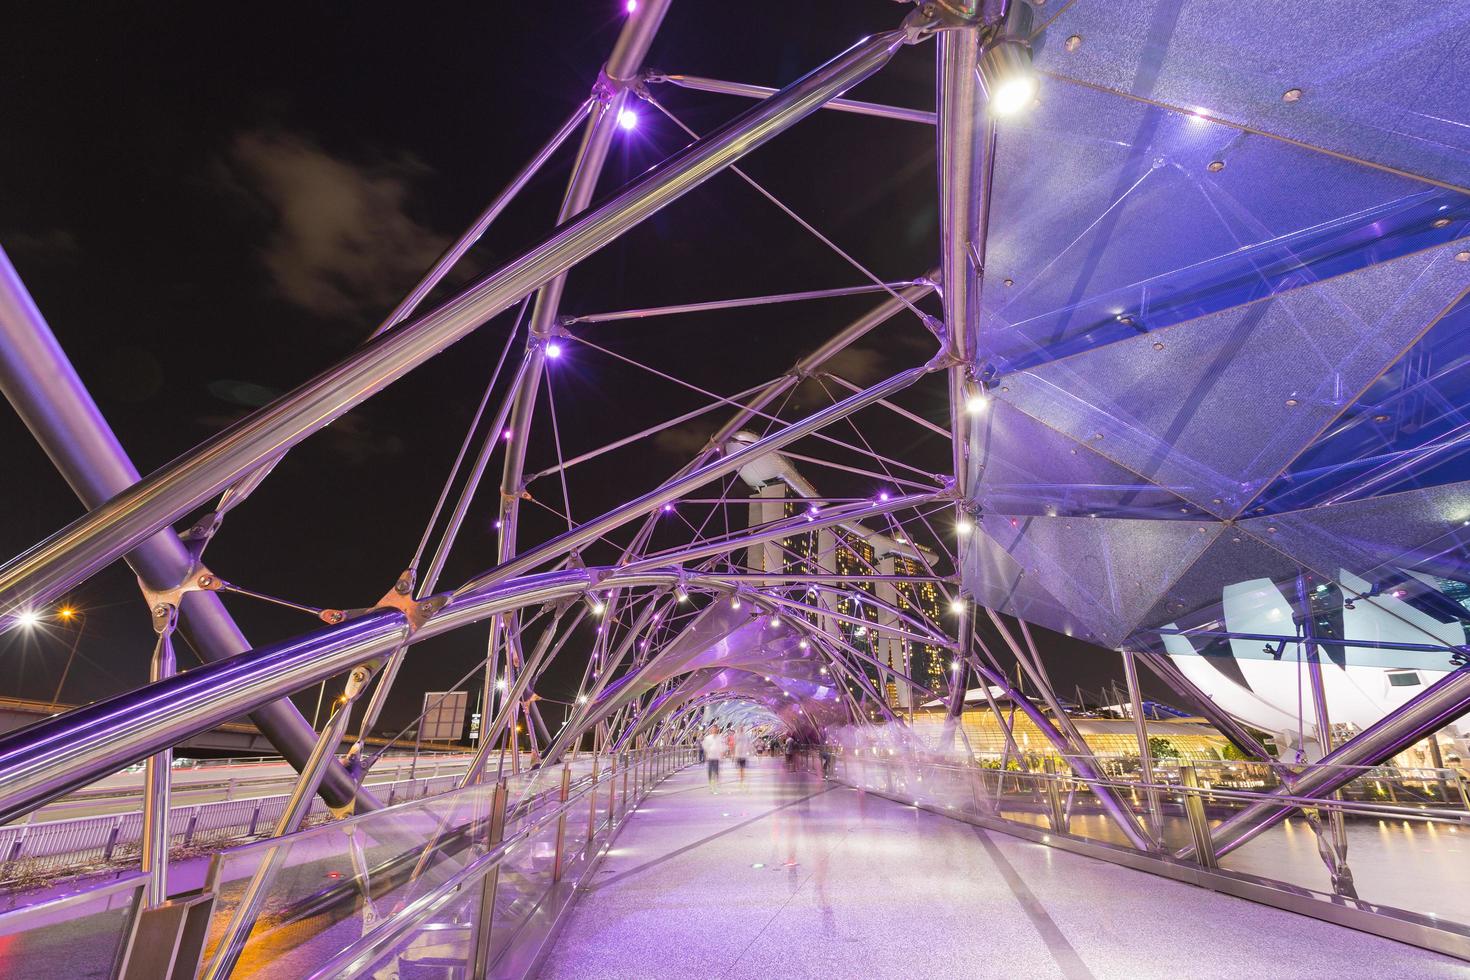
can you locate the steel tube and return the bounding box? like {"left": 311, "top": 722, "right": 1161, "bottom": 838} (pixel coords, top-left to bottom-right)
{"left": 141, "top": 613, "right": 176, "bottom": 907}
{"left": 0, "top": 245, "right": 372, "bottom": 811}
{"left": 0, "top": 24, "right": 912, "bottom": 624}
{"left": 1198, "top": 666, "right": 1470, "bottom": 860}
{"left": 564, "top": 281, "right": 926, "bottom": 323}
{"left": 1121, "top": 648, "right": 1162, "bottom": 845}
{"left": 485, "top": 0, "right": 675, "bottom": 759}
{"left": 653, "top": 73, "right": 936, "bottom": 125}
{"left": 936, "top": 27, "right": 988, "bottom": 502}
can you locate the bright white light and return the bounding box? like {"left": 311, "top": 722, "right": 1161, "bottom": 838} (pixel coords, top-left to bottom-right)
{"left": 949, "top": 598, "right": 967, "bottom": 615}
{"left": 730, "top": 597, "right": 741, "bottom": 609}
{"left": 989, "top": 74, "right": 1038, "bottom": 117}
{"left": 956, "top": 518, "right": 974, "bottom": 537}
{"left": 950, "top": 660, "right": 961, "bottom": 671}
{"left": 964, "top": 393, "right": 989, "bottom": 415}
{"left": 769, "top": 615, "right": 781, "bottom": 627}
{"left": 591, "top": 599, "right": 605, "bottom": 615}
{"left": 801, "top": 641, "right": 811, "bottom": 650}
{"left": 495, "top": 677, "right": 508, "bottom": 691}
{"left": 617, "top": 109, "right": 638, "bottom": 131}
{"left": 15, "top": 610, "right": 40, "bottom": 629}
{"left": 625, "top": 0, "right": 637, "bottom": 11}
{"left": 577, "top": 695, "right": 588, "bottom": 705}
{"left": 546, "top": 342, "right": 563, "bottom": 359}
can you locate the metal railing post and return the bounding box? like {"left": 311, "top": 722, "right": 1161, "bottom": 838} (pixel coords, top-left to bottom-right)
{"left": 1043, "top": 759, "right": 1068, "bottom": 834}
{"left": 587, "top": 758, "right": 600, "bottom": 846}
{"left": 469, "top": 779, "right": 509, "bottom": 977}
{"left": 1180, "top": 765, "right": 1218, "bottom": 868}
{"left": 142, "top": 604, "right": 177, "bottom": 908}
{"left": 606, "top": 756, "right": 618, "bottom": 830}
{"left": 552, "top": 764, "right": 572, "bottom": 883}
{"left": 621, "top": 753, "right": 631, "bottom": 818}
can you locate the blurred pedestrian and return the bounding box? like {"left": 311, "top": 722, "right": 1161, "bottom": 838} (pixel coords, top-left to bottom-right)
{"left": 702, "top": 727, "right": 724, "bottom": 792}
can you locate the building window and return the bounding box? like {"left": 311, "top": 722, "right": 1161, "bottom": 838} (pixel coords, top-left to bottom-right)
{"left": 1387, "top": 671, "right": 1422, "bottom": 688}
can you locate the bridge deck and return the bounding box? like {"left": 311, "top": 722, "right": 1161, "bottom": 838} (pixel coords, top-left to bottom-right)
{"left": 540, "top": 758, "right": 1466, "bottom": 979}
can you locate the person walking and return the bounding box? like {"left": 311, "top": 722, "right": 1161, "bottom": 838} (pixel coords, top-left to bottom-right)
{"left": 734, "top": 726, "right": 752, "bottom": 789}
{"left": 783, "top": 733, "right": 796, "bottom": 772}
{"left": 702, "top": 727, "right": 724, "bottom": 793}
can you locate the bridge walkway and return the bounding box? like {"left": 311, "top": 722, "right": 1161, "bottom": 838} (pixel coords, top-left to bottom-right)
{"left": 539, "top": 758, "right": 1467, "bottom": 979}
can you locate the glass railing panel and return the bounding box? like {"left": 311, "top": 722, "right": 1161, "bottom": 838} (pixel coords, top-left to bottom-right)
{"left": 201, "top": 781, "right": 501, "bottom": 977}
{"left": 0, "top": 872, "right": 144, "bottom": 978}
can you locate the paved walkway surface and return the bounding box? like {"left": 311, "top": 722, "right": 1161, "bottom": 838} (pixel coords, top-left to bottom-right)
{"left": 539, "top": 758, "right": 1470, "bottom": 979}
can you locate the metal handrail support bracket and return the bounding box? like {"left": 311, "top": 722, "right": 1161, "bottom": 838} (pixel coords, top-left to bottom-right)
{"left": 469, "top": 778, "right": 510, "bottom": 978}
{"left": 119, "top": 890, "right": 215, "bottom": 980}
{"left": 552, "top": 763, "right": 572, "bottom": 883}
{"left": 1042, "top": 758, "right": 1069, "bottom": 834}
{"left": 1180, "top": 765, "right": 1218, "bottom": 869}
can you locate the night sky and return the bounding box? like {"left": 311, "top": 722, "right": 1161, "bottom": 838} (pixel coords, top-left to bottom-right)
{"left": 0, "top": 2, "right": 1170, "bottom": 740}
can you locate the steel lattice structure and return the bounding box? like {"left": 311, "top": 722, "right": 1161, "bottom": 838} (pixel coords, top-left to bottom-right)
{"left": 2, "top": 0, "right": 1470, "bottom": 970}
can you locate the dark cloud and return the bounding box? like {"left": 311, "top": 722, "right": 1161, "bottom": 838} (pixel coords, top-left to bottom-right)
{"left": 2, "top": 228, "right": 81, "bottom": 263}
{"left": 654, "top": 424, "right": 713, "bottom": 459}
{"left": 222, "top": 132, "right": 447, "bottom": 321}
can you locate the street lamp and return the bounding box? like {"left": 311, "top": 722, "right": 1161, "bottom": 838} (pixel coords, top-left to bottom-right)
{"left": 51, "top": 604, "right": 86, "bottom": 705}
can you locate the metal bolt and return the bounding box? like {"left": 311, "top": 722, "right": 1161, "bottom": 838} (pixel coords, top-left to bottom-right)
{"left": 395, "top": 579, "right": 412, "bottom": 594}
{"left": 1433, "top": 217, "right": 1452, "bottom": 228}
{"left": 1152, "top": 341, "right": 1165, "bottom": 351}
{"left": 1372, "top": 413, "right": 1391, "bottom": 423}
{"left": 1003, "top": 278, "right": 1014, "bottom": 287}
{"left": 326, "top": 611, "right": 344, "bottom": 624}
{"left": 1065, "top": 34, "right": 1082, "bottom": 52}
{"left": 1282, "top": 88, "right": 1302, "bottom": 103}
{"left": 197, "top": 574, "right": 215, "bottom": 589}
{"left": 1207, "top": 160, "right": 1225, "bottom": 172}
{"left": 419, "top": 602, "right": 435, "bottom": 616}
{"left": 1285, "top": 397, "right": 1299, "bottom": 407}
{"left": 1457, "top": 251, "right": 1470, "bottom": 263}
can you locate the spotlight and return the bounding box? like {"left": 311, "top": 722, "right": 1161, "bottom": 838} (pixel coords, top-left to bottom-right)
{"left": 58, "top": 606, "right": 76, "bottom": 621}
{"left": 495, "top": 677, "right": 508, "bottom": 691}
{"left": 979, "top": 3, "right": 1038, "bottom": 117}
{"left": 675, "top": 586, "right": 690, "bottom": 603}
{"left": 577, "top": 695, "right": 588, "bottom": 705}
{"left": 15, "top": 610, "right": 40, "bottom": 629}
{"left": 545, "top": 342, "right": 563, "bottom": 359}
{"left": 770, "top": 615, "right": 782, "bottom": 627}
{"left": 949, "top": 597, "right": 967, "bottom": 615}
{"left": 590, "top": 598, "right": 606, "bottom": 616}
{"left": 963, "top": 380, "right": 989, "bottom": 415}
{"left": 617, "top": 108, "right": 638, "bottom": 131}
{"left": 625, "top": 0, "right": 636, "bottom": 10}
{"left": 956, "top": 517, "right": 974, "bottom": 537}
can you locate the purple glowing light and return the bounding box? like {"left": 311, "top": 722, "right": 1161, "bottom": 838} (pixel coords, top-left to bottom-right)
{"left": 617, "top": 108, "right": 638, "bottom": 131}
{"left": 662, "top": 503, "right": 674, "bottom": 513}
{"left": 879, "top": 491, "right": 890, "bottom": 502}
{"left": 625, "top": 0, "right": 637, "bottom": 11}
{"left": 546, "top": 342, "right": 562, "bottom": 359}
{"left": 501, "top": 428, "right": 513, "bottom": 441}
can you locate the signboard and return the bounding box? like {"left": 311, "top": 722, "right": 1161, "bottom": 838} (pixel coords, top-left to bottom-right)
{"left": 420, "top": 690, "right": 469, "bottom": 743}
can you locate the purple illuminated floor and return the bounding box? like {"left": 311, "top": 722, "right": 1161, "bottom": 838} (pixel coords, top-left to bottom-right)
{"left": 537, "top": 758, "right": 1468, "bottom": 979}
